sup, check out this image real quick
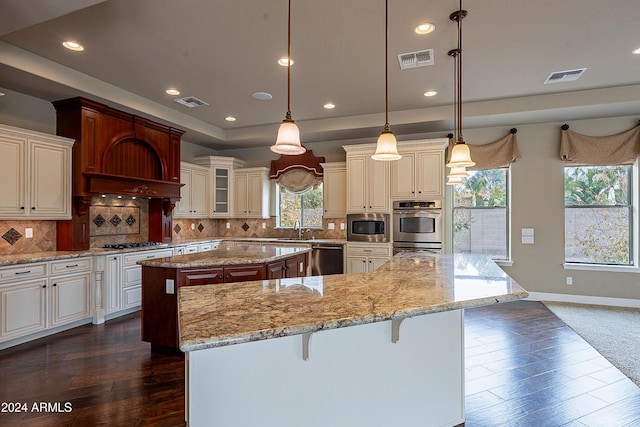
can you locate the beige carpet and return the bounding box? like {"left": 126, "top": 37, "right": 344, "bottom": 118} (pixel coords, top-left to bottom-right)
{"left": 543, "top": 301, "right": 640, "bottom": 387}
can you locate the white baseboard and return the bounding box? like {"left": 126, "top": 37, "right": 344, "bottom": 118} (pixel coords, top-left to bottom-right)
{"left": 527, "top": 292, "right": 640, "bottom": 309}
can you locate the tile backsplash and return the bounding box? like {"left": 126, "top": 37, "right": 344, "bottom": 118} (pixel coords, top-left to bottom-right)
{"left": 89, "top": 196, "right": 149, "bottom": 248}
{"left": 0, "top": 220, "right": 56, "bottom": 255}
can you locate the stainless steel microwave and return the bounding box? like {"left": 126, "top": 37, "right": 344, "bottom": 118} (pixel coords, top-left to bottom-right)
{"left": 346, "top": 213, "right": 390, "bottom": 243}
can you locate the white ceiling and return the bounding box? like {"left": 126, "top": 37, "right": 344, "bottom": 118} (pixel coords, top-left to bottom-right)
{"left": 1, "top": 0, "right": 640, "bottom": 150}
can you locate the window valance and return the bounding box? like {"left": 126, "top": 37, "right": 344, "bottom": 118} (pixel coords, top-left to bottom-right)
{"left": 560, "top": 123, "right": 640, "bottom": 166}
{"left": 448, "top": 129, "right": 521, "bottom": 170}
{"left": 270, "top": 149, "right": 325, "bottom": 194}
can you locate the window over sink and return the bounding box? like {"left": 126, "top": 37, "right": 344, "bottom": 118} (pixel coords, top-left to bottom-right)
{"left": 276, "top": 183, "right": 323, "bottom": 228}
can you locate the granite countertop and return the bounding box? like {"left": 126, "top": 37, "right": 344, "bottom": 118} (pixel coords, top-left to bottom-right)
{"left": 178, "top": 251, "right": 529, "bottom": 352}
{"left": 0, "top": 237, "right": 344, "bottom": 267}
{"left": 138, "top": 243, "right": 312, "bottom": 268}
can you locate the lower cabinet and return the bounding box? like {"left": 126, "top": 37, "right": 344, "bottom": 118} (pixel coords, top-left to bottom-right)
{"left": 142, "top": 253, "right": 308, "bottom": 351}
{"left": 0, "top": 257, "right": 92, "bottom": 346}
{"left": 346, "top": 243, "right": 392, "bottom": 273}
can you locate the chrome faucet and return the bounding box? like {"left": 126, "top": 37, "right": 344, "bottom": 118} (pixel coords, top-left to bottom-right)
{"left": 293, "top": 219, "right": 302, "bottom": 239}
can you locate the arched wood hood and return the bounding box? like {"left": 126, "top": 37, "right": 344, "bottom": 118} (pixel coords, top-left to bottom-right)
{"left": 53, "top": 97, "right": 183, "bottom": 250}
{"left": 52, "top": 97, "right": 184, "bottom": 200}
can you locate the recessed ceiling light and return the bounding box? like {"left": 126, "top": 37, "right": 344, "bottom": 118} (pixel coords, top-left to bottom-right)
{"left": 323, "top": 103, "right": 335, "bottom": 109}
{"left": 415, "top": 23, "right": 435, "bottom": 35}
{"left": 277, "top": 57, "right": 294, "bottom": 66}
{"left": 225, "top": 116, "right": 236, "bottom": 122}
{"left": 423, "top": 91, "right": 437, "bottom": 97}
{"left": 0, "top": 92, "right": 5, "bottom": 97}
{"left": 62, "top": 41, "right": 84, "bottom": 51}
{"left": 252, "top": 92, "right": 273, "bottom": 101}
{"left": 633, "top": 47, "right": 640, "bottom": 55}
{"left": 165, "top": 88, "right": 180, "bottom": 96}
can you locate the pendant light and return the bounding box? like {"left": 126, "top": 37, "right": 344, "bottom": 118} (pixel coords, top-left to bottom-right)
{"left": 446, "top": 0, "right": 474, "bottom": 184}
{"left": 372, "top": 0, "right": 401, "bottom": 161}
{"left": 271, "top": 0, "right": 306, "bottom": 155}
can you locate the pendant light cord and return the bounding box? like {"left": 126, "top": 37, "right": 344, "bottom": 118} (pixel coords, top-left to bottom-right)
{"left": 457, "top": 0, "right": 463, "bottom": 143}
{"left": 287, "top": 0, "right": 292, "bottom": 118}
{"left": 384, "top": 0, "right": 389, "bottom": 127}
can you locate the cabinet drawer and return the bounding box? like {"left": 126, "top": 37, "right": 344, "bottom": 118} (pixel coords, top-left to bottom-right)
{"left": 123, "top": 249, "right": 173, "bottom": 266}
{"left": 0, "top": 263, "right": 47, "bottom": 284}
{"left": 50, "top": 257, "right": 92, "bottom": 276}
{"left": 346, "top": 245, "right": 391, "bottom": 257}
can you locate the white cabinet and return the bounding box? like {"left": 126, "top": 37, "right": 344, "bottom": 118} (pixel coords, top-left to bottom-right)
{"left": 0, "top": 278, "right": 47, "bottom": 341}
{"left": 48, "top": 258, "right": 92, "bottom": 329}
{"left": 234, "top": 167, "right": 270, "bottom": 219}
{"left": 390, "top": 140, "right": 448, "bottom": 199}
{"left": 0, "top": 124, "right": 73, "bottom": 219}
{"left": 321, "top": 162, "right": 347, "bottom": 218}
{"left": 121, "top": 248, "right": 173, "bottom": 310}
{"left": 103, "top": 254, "right": 122, "bottom": 315}
{"left": 343, "top": 145, "right": 390, "bottom": 213}
{"left": 175, "top": 162, "right": 210, "bottom": 218}
{"left": 0, "top": 257, "right": 92, "bottom": 345}
{"left": 193, "top": 156, "right": 245, "bottom": 218}
{"left": 346, "top": 242, "right": 391, "bottom": 273}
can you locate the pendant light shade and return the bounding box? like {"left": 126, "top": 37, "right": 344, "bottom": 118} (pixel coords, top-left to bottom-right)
{"left": 446, "top": 0, "right": 474, "bottom": 174}
{"left": 446, "top": 142, "right": 474, "bottom": 168}
{"left": 271, "top": 0, "right": 306, "bottom": 156}
{"left": 372, "top": 0, "right": 401, "bottom": 161}
{"left": 372, "top": 124, "right": 401, "bottom": 161}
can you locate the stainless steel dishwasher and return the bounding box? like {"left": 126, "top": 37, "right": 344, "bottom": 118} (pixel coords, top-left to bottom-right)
{"left": 310, "top": 243, "right": 344, "bottom": 276}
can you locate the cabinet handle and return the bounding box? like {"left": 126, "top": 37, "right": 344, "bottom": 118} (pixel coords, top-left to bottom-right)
{"left": 42, "top": 284, "right": 46, "bottom": 288}
{"left": 218, "top": 275, "right": 223, "bottom": 279}
{"left": 411, "top": 191, "right": 415, "bottom": 194}
{"left": 225, "top": 274, "right": 230, "bottom": 279}
{"left": 363, "top": 250, "right": 371, "bottom": 253}
{"left": 53, "top": 283, "right": 57, "bottom": 287}
{"left": 31, "top": 207, "right": 36, "bottom": 210}
{"left": 15, "top": 270, "right": 32, "bottom": 275}
{"left": 20, "top": 206, "right": 25, "bottom": 210}
{"left": 418, "top": 191, "right": 422, "bottom": 194}
{"left": 65, "top": 264, "right": 79, "bottom": 268}
{"left": 113, "top": 257, "right": 118, "bottom": 260}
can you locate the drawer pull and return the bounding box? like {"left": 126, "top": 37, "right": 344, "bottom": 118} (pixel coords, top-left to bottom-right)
{"left": 363, "top": 250, "right": 372, "bottom": 253}
{"left": 52, "top": 283, "right": 57, "bottom": 287}
{"left": 65, "top": 264, "right": 79, "bottom": 268}
{"left": 15, "top": 270, "right": 32, "bottom": 275}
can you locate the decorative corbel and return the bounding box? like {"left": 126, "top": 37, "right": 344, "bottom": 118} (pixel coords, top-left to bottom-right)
{"left": 74, "top": 196, "right": 93, "bottom": 216}
{"left": 163, "top": 199, "right": 176, "bottom": 217}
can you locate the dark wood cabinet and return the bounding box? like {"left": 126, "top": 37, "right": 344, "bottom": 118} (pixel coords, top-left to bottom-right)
{"left": 53, "top": 97, "right": 184, "bottom": 250}
{"left": 142, "top": 255, "right": 306, "bottom": 352}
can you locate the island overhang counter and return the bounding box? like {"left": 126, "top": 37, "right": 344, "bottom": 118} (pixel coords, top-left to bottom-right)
{"left": 178, "top": 252, "right": 528, "bottom": 427}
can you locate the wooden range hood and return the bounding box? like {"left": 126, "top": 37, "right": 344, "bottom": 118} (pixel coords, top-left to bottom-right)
{"left": 53, "top": 97, "right": 184, "bottom": 250}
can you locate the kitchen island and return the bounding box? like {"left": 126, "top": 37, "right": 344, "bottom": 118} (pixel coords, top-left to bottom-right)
{"left": 178, "top": 251, "right": 528, "bottom": 427}
{"left": 139, "top": 243, "right": 311, "bottom": 351}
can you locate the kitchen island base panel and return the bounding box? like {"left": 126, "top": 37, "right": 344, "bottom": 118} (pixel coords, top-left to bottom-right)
{"left": 186, "top": 309, "right": 464, "bottom": 427}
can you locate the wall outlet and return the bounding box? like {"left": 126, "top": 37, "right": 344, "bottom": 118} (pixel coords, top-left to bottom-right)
{"left": 165, "top": 279, "right": 175, "bottom": 294}
{"left": 190, "top": 223, "right": 196, "bottom": 230}
{"left": 521, "top": 228, "right": 534, "bottom": 244}
{"left": 226, "top": 222, "right": 230, "bottom": 229}
{"left": 25, "top": 228, "right": 33, "bottom": 238}
{"left": 340, "top": 223, "right": 345, "bottom": 230}
{"left": 566, "top": 277, "right": 573, "bottom": 286}
{"left": 328, "top": 223, "right": 335, "bottom": 230}
{"left": 262, "top": 222, "right": 266, "bottom": 229}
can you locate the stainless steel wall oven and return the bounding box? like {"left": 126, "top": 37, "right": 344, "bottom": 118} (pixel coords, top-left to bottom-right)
{"left": 392, "top": 200, "right": 442, "bottom": 253}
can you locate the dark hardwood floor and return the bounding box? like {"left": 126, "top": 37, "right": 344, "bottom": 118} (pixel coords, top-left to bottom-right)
{"left": 0, "top": 301, "right": 638, "bottom": 426}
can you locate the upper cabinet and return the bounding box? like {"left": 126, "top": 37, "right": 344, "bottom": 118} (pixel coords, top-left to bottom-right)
{"left": 174, "top": 162, "right": 210, "bottom": 218}
{"left": 390, "top": 140, "right": 448, "bottom": 199}
{"left": 0, "top": 124, "right": 73, "bottom": 219}
{"left": 321, "top": 162, "right": 346, "bottom": 218}
{"left": 234, "top": 167, "right": 270, "bottom": 219}
{"left": 343, "top": 144, "right": 390, "bottom": 213}
{"left": 193, "top": 156, "right": 245, "bottom": 218}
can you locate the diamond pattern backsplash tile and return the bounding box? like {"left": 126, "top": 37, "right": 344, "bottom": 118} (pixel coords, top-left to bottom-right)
{"left": 197, "top": 223, "right": 204, "bottom": 232}
{"left": 109, "top": 215, "right": 122, "bottom": 227}
{"left": 125, "top": 215, "right": 136, "bottom": 227}
{"left": 241, "top": 222, "right": 250, "bottom": 232}
{"left": 174, "top": 224, "right": 181, "bottom": 234}
{"left": 93, "top": 214, "right": 106, "bottom": 228}
{"left": 2, "top": 228, "right": 22, "bottom": 246}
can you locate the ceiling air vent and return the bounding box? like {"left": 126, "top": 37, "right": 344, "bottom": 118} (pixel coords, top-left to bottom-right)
{"left": 397, "top": 49, "right": 434, "bottom": 70}
{"left": 174, "top": 96, "right": 209, "bottom": 108}
{"left": 544, "top": 68, "right": 587, "bottom": 84}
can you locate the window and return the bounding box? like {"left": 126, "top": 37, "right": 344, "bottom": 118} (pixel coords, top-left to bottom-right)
{"left": 564, "top": 165, "right": 632, "bottom": 265}
{"left": 277, "top": 183, "right": 323, "bottom": 228}
{"left": 453, "top": 168, "right": 509, "bottom": 260}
